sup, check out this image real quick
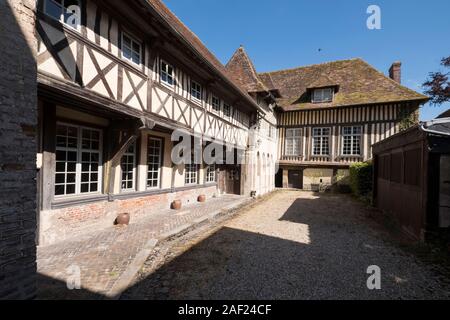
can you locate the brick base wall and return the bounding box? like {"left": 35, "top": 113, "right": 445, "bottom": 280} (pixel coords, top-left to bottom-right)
{"left": 39, "top": 186, "right": 217, "bottom": 246}
{"left": 0, "top": 0, "right": 37, "bottom": 299}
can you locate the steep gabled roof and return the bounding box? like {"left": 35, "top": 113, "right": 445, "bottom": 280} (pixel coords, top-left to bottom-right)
{"left": 259, "top": 58, "right": 429, "bottom": 111}
{"left": 225, "top": 46, "right": 269, "bottom": 93}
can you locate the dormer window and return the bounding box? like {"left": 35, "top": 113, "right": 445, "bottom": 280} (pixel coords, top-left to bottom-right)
{"left": 312, "top": 88, "right": 333, "bottom": 103}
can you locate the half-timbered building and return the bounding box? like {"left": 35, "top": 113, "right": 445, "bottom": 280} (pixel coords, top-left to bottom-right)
{"left": 261, "top": 59, "right": 428, "bottom": 190}
{"left": 34, "top": 0, "right": 428, "bottom": 245}
{"left": 35, "top": 0, "right": 276, "bottom": 245}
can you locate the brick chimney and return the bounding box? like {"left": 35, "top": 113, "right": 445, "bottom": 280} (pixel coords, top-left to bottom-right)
{"left": 389, "top": 61, "right": 402, "bottom": 83}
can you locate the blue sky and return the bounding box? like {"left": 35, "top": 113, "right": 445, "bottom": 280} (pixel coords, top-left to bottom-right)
{"left": 164, "top": 0, "right": 450, "bottom": 120}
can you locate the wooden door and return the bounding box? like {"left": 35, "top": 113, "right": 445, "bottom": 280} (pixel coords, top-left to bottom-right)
{"left": 288, "top": 170, "right": 303, "bottom": 189}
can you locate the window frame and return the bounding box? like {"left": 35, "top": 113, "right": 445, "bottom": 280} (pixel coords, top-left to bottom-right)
{"left": 312, "top": 127, "right": 331, "bottom": 156}
{"left": 341, "top": 126, "right": 362, "bottom": 156}
{"left": 185, "top": 151, "right": 199, "bottom": 185}
{"left": 146, "top": 136, "right": 163, "bottom": 190}
{"left": 120, "top": 141, "right": 137, "bottom": 192}
{"left": 121, "top": 32, "right": 142, "bottom": 66}
{"left": 211, "top": 95, "right": 221, "bottom": 113}
{"left": 43, "top": 0, "right": 82, "bottom": 31}
{"left": 54, "top": 122, "right": 103, "bottom": 198}
{"left": 160, "top": 60, "right": 175, "bottom": 87}
{"left": 285, "top": 128, "right": 302, "bottom": 156}
{"left": 190, "top": 80, "right": 202, "bottom": 102}
{"left": 205, "top": 164, "right": 216, "bottom": 183}
{"left": 223, "top": 103, "right": 232, "bottom": 118}
{"left": 312, "top": 88, "right": 334, "bottom": 103}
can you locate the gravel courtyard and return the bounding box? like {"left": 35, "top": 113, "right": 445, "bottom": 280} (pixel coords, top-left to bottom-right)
{"left": 123, "top": 190, "right": 450, "bottom": 300}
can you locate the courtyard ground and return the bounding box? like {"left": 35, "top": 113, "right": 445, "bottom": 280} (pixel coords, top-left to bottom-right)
{"left": 37, "top": 194, "right": 251, "bottom": 299}
{"left": 122, "top": 190, "right": 450, "bottom": 300}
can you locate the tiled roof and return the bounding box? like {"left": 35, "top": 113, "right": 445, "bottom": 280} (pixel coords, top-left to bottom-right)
{"left": 225, "top": 46, "right": 269, "bottom": 93}
{"left": 259, "top": 58, "right": 429, "bottom": 111}
{"left": 145, "top": 0, "right": 263, "bottom": 112}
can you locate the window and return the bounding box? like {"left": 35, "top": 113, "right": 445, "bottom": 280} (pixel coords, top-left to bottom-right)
{"left": 44, "top": 0, "right": 81, "bottom": 30}
{"left": 342, "top": 126, "right": 362, "bottom": 156}
{"left": 185, "top": 152, "right": 199, "bottom": 185}
{"left": 269, "top": 126, "right": 275, "bottom": 139}
{"left": 212, "top": 96, "right": 221, "bottom": 113}
{"left": 223, "top": 103, "right": 231, "bottom": 118}
{"left": 206, "top": 164, "right": 216, "bottom": 183}
{"left": 285, "top": 128, "right": 302, "bottom": 156}
{"left": 121, "top": 142, "right": 136, "bottom": 191}
{"left": 147, "top": 137, "right": 162, "bottom": 189}
{"left": 55, "top": 123, "right": 102, "bottom": 197}
{"left": 312, "top": 88, "right": 333, "bottom": 103}
{"left": 191, "top": 81, "right": 202, "bottom": 101}
{"left": 121, "top": 33, "right": 141, "bottom": 65}
{"left": 161, "top": 61, "right": 174, "bottom": 86}
{"left": 312, "top": 128, "right": 330, "bottom": 156}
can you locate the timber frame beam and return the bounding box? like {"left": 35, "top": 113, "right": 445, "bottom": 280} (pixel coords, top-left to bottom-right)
{"left": 104, "top": 117, "right": 155, "bottom": 199}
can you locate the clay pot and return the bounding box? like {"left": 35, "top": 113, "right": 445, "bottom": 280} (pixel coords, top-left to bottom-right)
{"left": 116, "top": 213, "right": 130, "bottom": 226}
{"left": 198, "top": 194, "right": 206, "bottom": 203}
{"left": 172, "top": 200, "right": 182, "bottom": 210}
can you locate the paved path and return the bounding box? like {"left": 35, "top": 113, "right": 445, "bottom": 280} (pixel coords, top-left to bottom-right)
{"left": 37, "top": 194, "right": 250, "bottom": 299}
{"left": 123, "top": 190, "right": 450, "bottom": 300}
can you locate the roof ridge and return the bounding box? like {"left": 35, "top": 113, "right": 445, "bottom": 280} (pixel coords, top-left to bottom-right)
{"left": 259, "top": 58, "right": 363, "bottom": 75}
{"left": 150, "top": 0, "right": 225, "bottom": 68}
{"left": 146, "top": 0, "right": 265, "bottom": 112}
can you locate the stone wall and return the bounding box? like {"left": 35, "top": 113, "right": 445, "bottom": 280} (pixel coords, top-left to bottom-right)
{"left": 0, "top": 0, "right": 37, "bottom": 299}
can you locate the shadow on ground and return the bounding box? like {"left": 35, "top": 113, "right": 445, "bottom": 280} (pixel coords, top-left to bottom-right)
{"left": 37, "top": 273, "right": 105, "bottom": 300}
{"left": 38, "top": 192, "right": 450, "bottom": 300}
{"left": 120, "top": 193, "right": 449, "bottom": 300}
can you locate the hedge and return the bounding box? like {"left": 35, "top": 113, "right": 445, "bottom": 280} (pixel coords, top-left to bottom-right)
{"left": 349, "top": 162, "right": 373, "bottom": 197}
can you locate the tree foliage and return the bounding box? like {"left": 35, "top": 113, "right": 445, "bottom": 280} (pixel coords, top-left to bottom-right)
{"left": 423, "top": 56, "right": 450, "bottom": 105}
{"left": 349, "top": 162, "right": 373, "bottom": 197}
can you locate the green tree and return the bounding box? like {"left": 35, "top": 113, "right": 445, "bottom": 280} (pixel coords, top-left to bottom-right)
{"left": 423, "top": 56, "right": 450, "bottom": 104}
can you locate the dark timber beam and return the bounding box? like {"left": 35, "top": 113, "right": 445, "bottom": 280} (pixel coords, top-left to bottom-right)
{"left": 104, "top": 117, "right": 155, "bottom": 199}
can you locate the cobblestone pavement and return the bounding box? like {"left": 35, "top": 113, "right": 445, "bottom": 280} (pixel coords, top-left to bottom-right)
{"left": 123, "top": 190, "right": 450, "bottom": 300}
{"left": 37, "top": 194, "right": 250, "bottom": 299}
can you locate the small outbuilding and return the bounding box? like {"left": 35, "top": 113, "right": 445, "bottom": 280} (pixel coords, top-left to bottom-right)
{"left": 373, "top": 116, "right": 450, "bottom": 241}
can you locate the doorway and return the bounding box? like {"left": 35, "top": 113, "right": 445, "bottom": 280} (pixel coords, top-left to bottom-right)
{"left": 288, "top": 170, "right": 303, "bottom": 189}
{"left": 218, "top": 165, "right": 241, "bottom": 195}
{"left": 275, "top": 170, "right": 283, "bottom": 188}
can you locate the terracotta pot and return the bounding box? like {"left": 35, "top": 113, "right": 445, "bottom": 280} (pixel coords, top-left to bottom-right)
{"left": 198, "top": 194, "right": 206, "bottom": 203}
{"left": 116, "top": 212, "right": 130, "bottom": 226}
{"left": 172, "top": 200, "right": 182, "bottom": 210}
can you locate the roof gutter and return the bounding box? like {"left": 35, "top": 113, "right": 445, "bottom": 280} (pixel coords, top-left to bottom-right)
{"left": 142, "top": 1, "right": 266, "bottom": 115}
{"left": 419, "top": 117, "right": 450, "bottom": 137}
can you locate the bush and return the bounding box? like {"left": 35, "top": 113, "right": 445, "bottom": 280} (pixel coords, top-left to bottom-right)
{"left": 349, "top": 161, "right": 373, "bottom": 198}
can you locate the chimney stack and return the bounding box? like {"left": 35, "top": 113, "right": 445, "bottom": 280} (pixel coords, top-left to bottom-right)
{"left": 389, "top": 61, "right": 402, "bottom": 83}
